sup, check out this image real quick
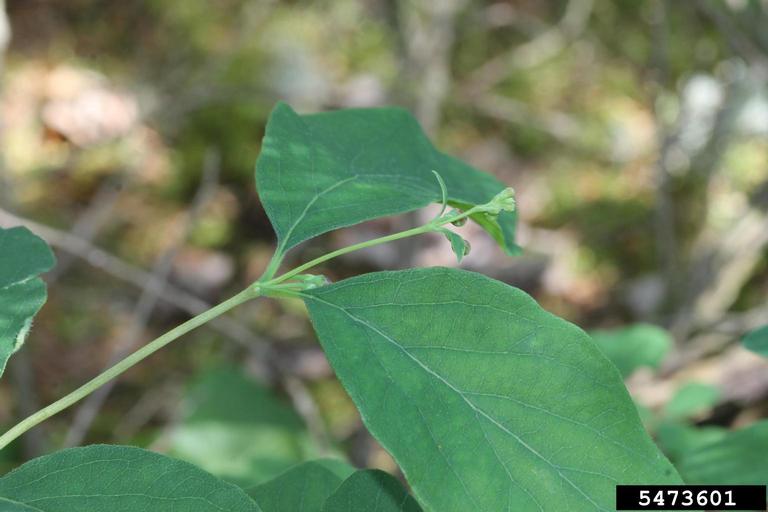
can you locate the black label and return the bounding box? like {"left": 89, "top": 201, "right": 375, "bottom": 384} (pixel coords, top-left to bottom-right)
{"left": 616, "top": 485, "right": 767, "bottom": 510}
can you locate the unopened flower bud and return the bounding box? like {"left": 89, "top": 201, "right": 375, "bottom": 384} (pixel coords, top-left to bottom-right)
{"left": 479, "top": 187, "right": 516, "bottom": 215}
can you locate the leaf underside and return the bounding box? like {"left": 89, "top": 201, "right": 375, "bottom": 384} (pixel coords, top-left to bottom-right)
{"left": 0, "top": 445, "right": 261, "bottom": 511}
{"left": 255, "top": 102, "right": 518, "bottom": 256}
{"left": 303, "top": 268, "right": 680, "bottom": 512}
{"left": 0, "top": 226, "right": 55, "bottom": 379}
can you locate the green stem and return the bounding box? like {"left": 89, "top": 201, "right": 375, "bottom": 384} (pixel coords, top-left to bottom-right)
{"left": 0, "top": 200, "right": 491, "bottom": 451}
{"left": 0, "top": 287, "right": 259, "bottom": 451}
{"left": 267, "top": 206, "right": 479, "bottom": 287}
{"left": 260, "top": 247, "right": 285, "bottom": 282}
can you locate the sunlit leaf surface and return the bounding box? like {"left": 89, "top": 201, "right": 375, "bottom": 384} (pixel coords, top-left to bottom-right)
{"left": 304, "top": 268, "right": 680, "bottom": 511}
{"left": 256, "top": 103, "right": 518, "bottom": 256}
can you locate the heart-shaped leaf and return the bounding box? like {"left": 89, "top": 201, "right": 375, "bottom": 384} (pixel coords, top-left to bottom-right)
{"left": 0, "top": 226, "right": 55, "bottom": 379}
{"left": 321, "top": 470, "right": 423, "bottom": 512}
{"left": 255, "top": 103, "right": 518, "bottom": 260}
{"left": 249, "top": 459, "right": 355, "bottom": 512}
{"left": 0, "top": 445, "right": 261, "bottom": 511}
{"left": 303, "top": 268, "right": 680, "bottom": 511}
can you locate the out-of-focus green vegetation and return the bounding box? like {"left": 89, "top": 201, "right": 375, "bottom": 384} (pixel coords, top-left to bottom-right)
{"left": 0, "top": 0, "right": 766, "bottom": 482}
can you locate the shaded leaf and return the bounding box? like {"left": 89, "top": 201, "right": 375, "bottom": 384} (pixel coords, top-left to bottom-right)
{"left": 249, "top": 459, "right": 355, "bottom": 512}
{"left": 590, "top": 324, "right": 672, "bottom": 378}
{"left": 663, "top": 382, "right": 719, "bottom": 420}
{"left": 437, "top": 228, "right": 469, "bottom": 263}
{"left": 168, "top": 367, "right": 319, "bottom": 487}
{"left": 0, "top": 445, "right": 260, "bottom": 511}
{"left": 742, "top": 325, "right": 768, "bottom": 358}
{"left": 0, "top": 226, "right": 55, "bottom": 379}
{"left": 679, "top": 420, "right": 768, "bottom": 488}
{"left": 255, "top": 103, "right": 518, "bottom": 257}
{"left": 655, "top": 421, "right": 727, "bottom": 464}
{"left": 303, "top": 268, "right": 680, "bottom": 512}
{"left": 321, "top": 470, "right": 422, "bottom": 512}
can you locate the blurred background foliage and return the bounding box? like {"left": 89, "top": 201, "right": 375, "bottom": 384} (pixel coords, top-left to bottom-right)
{"left": 0, "top": 0, "right": 767, "bottom": 487}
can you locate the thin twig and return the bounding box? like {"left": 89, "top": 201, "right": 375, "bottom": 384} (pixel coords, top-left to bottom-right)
{"left": 462, "top": 0, "right": 594, "bottom": 97}
{"left": 113, "top": 380, "right": 184, "bottom": 442}
{"left": 283, "top": 375, "right": 332, "bottom": 455}
{"left": 47, "top": 177, "right": 125, "bottom": 282}
{"left": 649, "top": 0, "right": 681, "bottom": 319}
{"left": 63, "top": 150, "right": 220, "bottom": 446}
{"left": 0, "top": 208, "right": 273, "bottom": 361}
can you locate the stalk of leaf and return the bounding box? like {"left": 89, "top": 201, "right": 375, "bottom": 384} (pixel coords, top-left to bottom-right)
{"left": 0, "top": 188, "right": 514, "bottom": 450}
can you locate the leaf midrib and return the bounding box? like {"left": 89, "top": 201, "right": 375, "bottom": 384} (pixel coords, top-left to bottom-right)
{"left": 305, "top": 293, "right": 633, "bottom": 511}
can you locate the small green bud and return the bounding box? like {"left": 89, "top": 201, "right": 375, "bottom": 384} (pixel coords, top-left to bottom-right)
{"left": 295, "top": 274, "right": 330, "bottom": 289}
{"left": 478, "top": 187, "right": 516, "bottom": 215}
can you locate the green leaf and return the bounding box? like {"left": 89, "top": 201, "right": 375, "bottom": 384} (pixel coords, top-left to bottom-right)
{"left": 249, "top": 459, "right": 355, "bottom": 512}
{"left": 255, "top": 103, "right": 518, "bottom": 257}
{"left": 655, "top": 421, "right": 726, "bottom": 464}
{"left": 0, "top": 497, "right": 42, "bottom": 511}
{"left": 437, "top": 228, "right": 469, "bottom": 263}
{"left": 679, "top": 420, "right": 768, "bottom": 487}
{"left": 590, "top": 324, "right": 672, "bottom": 378}
{"left": 663, "top": 382, "right": 719, "bottom": 420}
{"left": 168, "top": 367, "right": 320, "bottom": 487}
{"left": 742, "top": 324, "right": 768, "bottom": 358}
{"left": 302, "top": 268, "right": 680, "bottom": 512}
{"left": 0, "top": 445, "right": 261, "bottom": 511}
{"left": 0, "top": 226, "right": 56, "bottom": 379}
{"left": 321, "top": 470, "right": 423, "bottom": 512}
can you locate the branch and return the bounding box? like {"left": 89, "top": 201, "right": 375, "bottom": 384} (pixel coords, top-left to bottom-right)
{"left": 0, "top": 210, "right": 274, "bottom": 362}
{"left": 63, "top": 150, "right": 221, "bottom": 447}
{"left": 47, "top": 176, "right": 124, "bottom": 282}
{"left": 463, "top": 0, "right": 594, "bottom": 97}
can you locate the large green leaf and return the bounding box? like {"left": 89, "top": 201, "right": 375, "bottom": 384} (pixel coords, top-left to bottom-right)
{"left": 303, "top": 268, "right": 680, "bottom": 512}
{"left": 249, "top": 459, "right": 355, "bottom": 512}
{"left": 0, "top": 226, "right": 55, "bottom": 379}
{"left": 679, "top": 420, "right": 768, "bottom": 487}
{"left": 742, "top": 325, "right": 768, "bottom": 358}
{"left": 321, "top": 470, "right": 422, "bottom": 512}
{"left": 590, "top": 324, "right": 672, "bottom": 378}
{"left": 255, "top": 103, "right": 518, "bottom": 257}
{"left": 0, "top": 445, "right": 261, "bottom": 511}
{"left": 168, "top": 367, "right": 319, "bottom": 487}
